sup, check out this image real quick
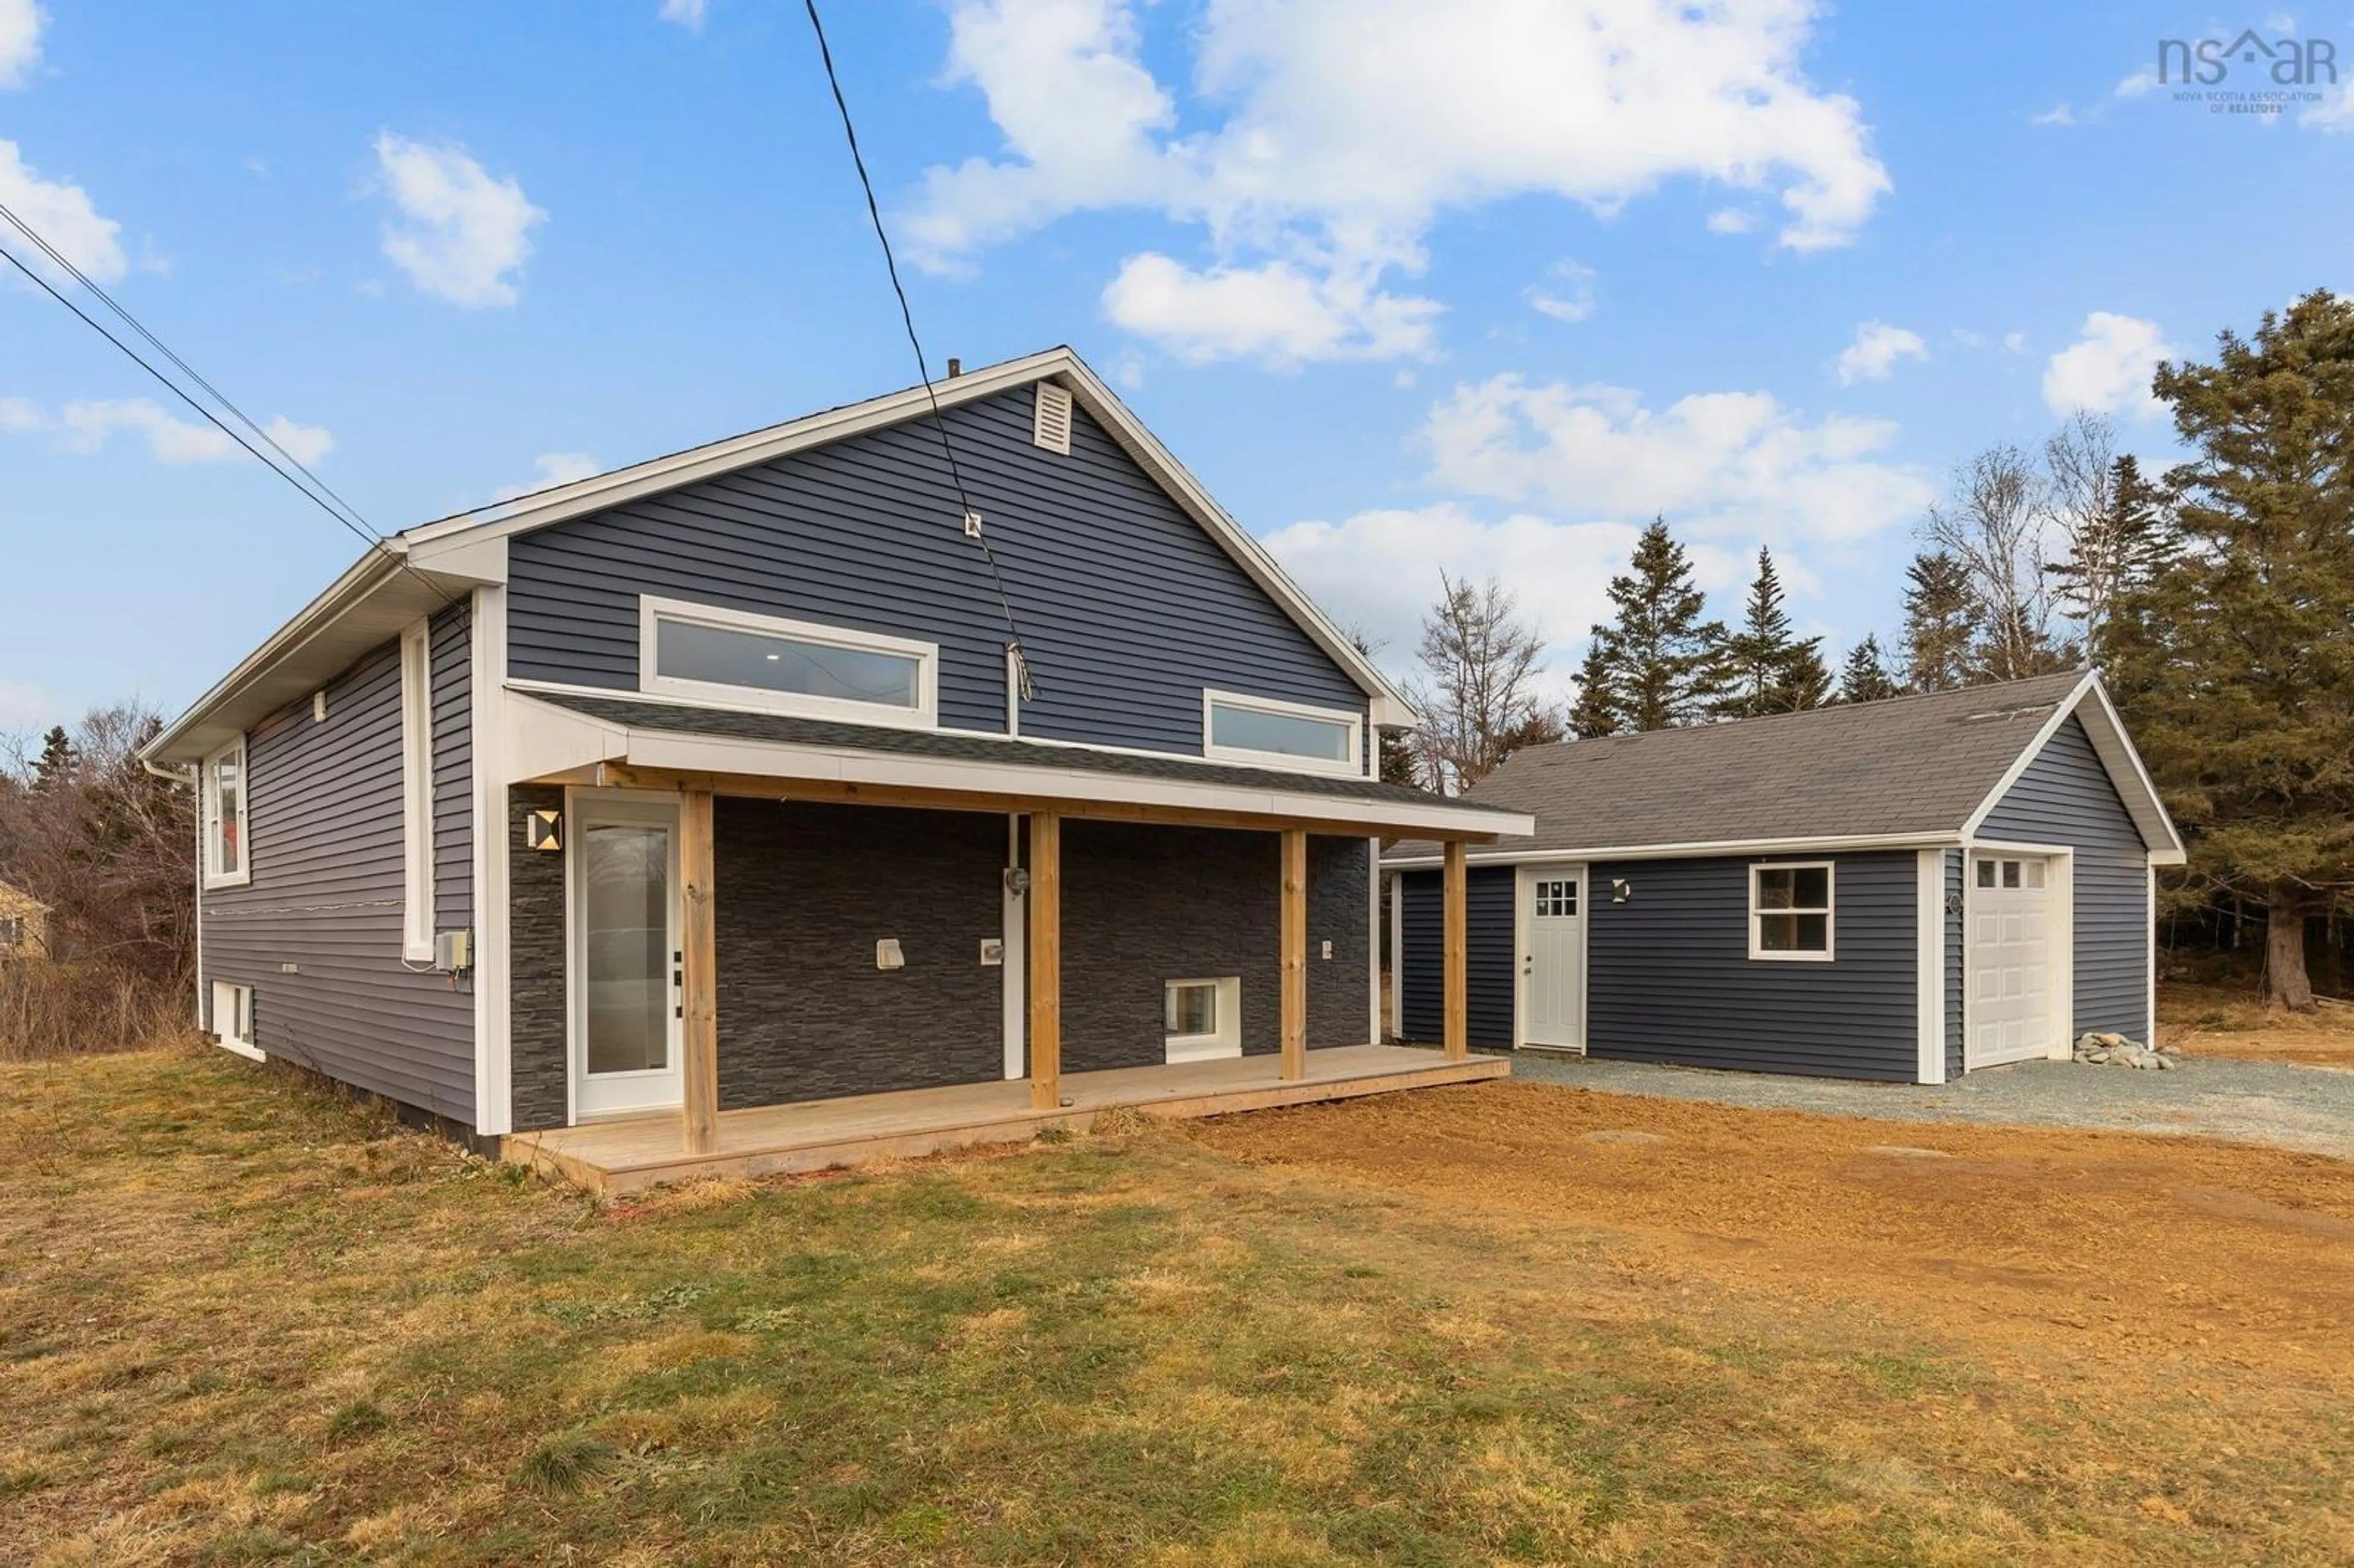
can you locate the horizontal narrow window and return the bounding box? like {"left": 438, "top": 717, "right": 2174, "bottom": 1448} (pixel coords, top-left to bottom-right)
{"left": 1202, "top": 688, "right": 1362, "bottom": 775}
{"left": 1750, "top": 862, "right": 1833, "bottom": 961}
{"left": 638, "top": 597, "right": 939, "bottom": 728}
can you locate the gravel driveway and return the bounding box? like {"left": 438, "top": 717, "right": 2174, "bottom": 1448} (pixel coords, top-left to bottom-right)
{"left": 1496, "top": 1051, "right": 2354, "bottom": 1159}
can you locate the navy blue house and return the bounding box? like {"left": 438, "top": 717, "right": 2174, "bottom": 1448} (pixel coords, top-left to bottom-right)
{"left": 1387, "top": 673, "right": 2185, "bottom": 1084}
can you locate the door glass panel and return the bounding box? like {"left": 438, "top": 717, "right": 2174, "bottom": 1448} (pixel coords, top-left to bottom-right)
{"left": 2003, "top": 861, "right": 2022, "bottom": 888}
{"left": 1976, "top": 859, "right": 1996, "bottom": 888}
{"left": 584, "top": 824, "right": 669, "bottom": 1075}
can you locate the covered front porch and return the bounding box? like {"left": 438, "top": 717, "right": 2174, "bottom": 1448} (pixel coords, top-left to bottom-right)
{"left": 506, "top": 1042, "right": 1504, "bottom": 1195}
{"left": 497, "top": 690, "right": 1529, "bottom": 1187}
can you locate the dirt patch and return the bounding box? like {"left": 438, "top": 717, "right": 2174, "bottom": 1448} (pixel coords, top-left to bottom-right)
{"left": 1189, "top": 1078, "right": 2354, "bottom": 1382}
{"left": 2163, "top": 983, "right": 2354, "bottom": 1067}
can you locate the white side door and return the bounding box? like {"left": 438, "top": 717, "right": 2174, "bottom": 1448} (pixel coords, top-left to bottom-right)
{"left": 571, "top": 796, "right": 684, "bottom": 1119}
{"left": 1522, "top": 870, "right": 1586, "bottom": 1050}
{"left": 1967, "top": 854, "right": 2054, "bottom": 1068}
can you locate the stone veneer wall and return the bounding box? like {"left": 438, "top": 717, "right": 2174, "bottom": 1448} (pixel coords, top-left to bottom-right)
{"left": 508, "top": 785, "right": 571, "bottom": 1132}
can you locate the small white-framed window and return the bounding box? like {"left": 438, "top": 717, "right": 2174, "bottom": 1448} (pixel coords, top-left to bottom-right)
{"left": 639, "top": 596, "right": 940, "bottom": 729}
{"left": 1164, "top": 975, "right": 1242, "bottom": 1063}
{"left": 400, "top": 620, "right": 437, "bottom": 962}
{"left": 210, "top": 980, "right": 257, "bottom": 1055}
{"left": 202, "top": 737, "right": 249, "bottom": 889}
{"left": 1201, "top": 688, "right": 1363, "bottom": 776}
{"left": 1973, "top": 856, "right": 2045, "bottom": 891}
{"left": 1533, "top": 878, "right": 1578, "bottom": 918}
{"left": 1750, "top": 862, "right": 1834, "bottom": 961}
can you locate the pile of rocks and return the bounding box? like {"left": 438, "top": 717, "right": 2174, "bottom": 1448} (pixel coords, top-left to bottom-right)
{"left": 2073, "top": 1032, "right": 2184, "bottom": 1070}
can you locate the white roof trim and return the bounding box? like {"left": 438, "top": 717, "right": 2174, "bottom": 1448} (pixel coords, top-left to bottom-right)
{"left": 402, "top": 346, "right": 1415, "bottom": 725}
{"left": 1384, "top": 829, "right": 1958, "bottom": 870}
{"left": 505, "top": 693, "right": 1524, "bottom": 839}
{"left": 1957, "top": 671, "right": 2185, "bottom": 861}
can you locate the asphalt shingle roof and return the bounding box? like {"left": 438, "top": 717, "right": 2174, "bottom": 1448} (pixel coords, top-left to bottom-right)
{"left": 528, "top": 690, "right": 1525, "bottom": 816}
{"left": 1387, "top": 671, "right": 2092, "bottom": 861}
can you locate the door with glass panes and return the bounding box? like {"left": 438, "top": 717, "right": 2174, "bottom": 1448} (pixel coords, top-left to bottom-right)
{"left": 1522, "top": 868, "right": 1586, "bottom": 1050}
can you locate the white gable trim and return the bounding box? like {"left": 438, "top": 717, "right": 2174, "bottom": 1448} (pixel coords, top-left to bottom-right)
{"left": 1956, "top": 671, "right": 2185, "bottom": 862}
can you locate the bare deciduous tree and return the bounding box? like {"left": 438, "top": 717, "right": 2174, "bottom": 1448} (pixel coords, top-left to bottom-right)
{"left": 1406, "top": 573, "right": 1560, "bottom": 794}
{"left": 1921, "top": 443, "right": 2072, "bottom": 681}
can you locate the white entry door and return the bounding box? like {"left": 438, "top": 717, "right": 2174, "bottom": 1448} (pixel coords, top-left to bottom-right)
{"left": 571, "top": 797, "right": 684, "bottom": 1118}
{"left": 1967, "top": 854, "right": 2055, "bottom": 1068}
{"left": 1523, "top": 870, "right": 1586, "bottom": 1049}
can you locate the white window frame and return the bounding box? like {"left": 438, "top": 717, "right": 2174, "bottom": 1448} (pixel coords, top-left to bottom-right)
{"left": 400, "top": 620, "right": 437, "bottom": 962}
{"left": 1164, "top": 975, "right": 1242, "bottom": 1063}
{"left": 1748, "top": 860, "right": 1835, "bottom": 962}
{"left": 210, "top": 980, "right": 262, "bottom": 1060}
{"left": 201, "top": 736, "right": 251, "bottom": 889}
{"left": 638, "top": 596, "right": 940, "bottom": 730}
{"left": 1200, "top": 688, "right": 1365, "bottom": 777}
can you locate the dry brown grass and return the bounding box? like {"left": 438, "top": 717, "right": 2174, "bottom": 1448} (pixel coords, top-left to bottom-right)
{"left": 2162, "top": 981, "right": 2354, "bottom": 1067}
{"left": 6, "top": 1048, "right": 2354, "bottom": 1565}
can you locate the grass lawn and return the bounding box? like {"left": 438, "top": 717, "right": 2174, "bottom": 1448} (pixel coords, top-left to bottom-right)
{"left": 5, "top": 1048, "right": 2353, "bottom": 1566}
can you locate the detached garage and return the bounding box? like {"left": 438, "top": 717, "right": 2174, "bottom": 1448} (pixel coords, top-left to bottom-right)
{"left": 1387, "top": 671, "right": 2184, "bottom": 1084}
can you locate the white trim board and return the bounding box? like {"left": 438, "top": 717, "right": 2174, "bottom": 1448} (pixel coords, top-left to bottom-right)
{"left": 1914, "top": 848, "right": 1946, "bottom": 1086}
{"left": 1384, "top": 831, "right": 1952, "bottom": 870}
{"left": 470, "top": 585, "right": 515, "bottom": 1136}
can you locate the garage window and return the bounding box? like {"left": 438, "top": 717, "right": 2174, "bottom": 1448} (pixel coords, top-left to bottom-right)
{"left": 1975, "top": 856, "right": 2044, "bottom": 890}
{"left": 1750, "top": 862, "right": 1834, "bottom": 961}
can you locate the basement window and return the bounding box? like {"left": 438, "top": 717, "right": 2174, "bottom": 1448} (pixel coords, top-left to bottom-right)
{"left": 202, "top": 737, "right": 249, "bottom": 889}
{"left": 640, "top": 596, "right": 939, "bottom": 728}
{"left": 1202, "top": 689, "right": 1363, "bottom": 776}
{"left": 1164, "top": 976, "right": 1242, "bottom": 1064}
{"left": 210, "top": 980, "right": 257, "bottom": 1056}
{"left": 1750, "top": 862, "right": 1834, "bottom": 962}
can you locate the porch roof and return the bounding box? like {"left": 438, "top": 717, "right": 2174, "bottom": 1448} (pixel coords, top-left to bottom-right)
{"left": 512, "top": 689, "right": 1533, "bottom": 840}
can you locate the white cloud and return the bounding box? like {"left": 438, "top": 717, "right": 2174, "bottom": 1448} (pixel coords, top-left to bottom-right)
{"left": 912, "top": 0, "right": 1889, "bottom": 364}
{"left": 0, "top": 0, "right": 41, "bottom": 88}
{"left": 0, "top": 396, "right": 332, "bottom": 465}
{"left": 494, "top": 451, "right": 601, "bottom": 503}
{"left": 1421, "top": 373, "right": 1933, "bottom": 544}
{"left": 658, "top": 0, "right": 707, "bottom": 29}
{"left": 1525, "top": 260, "right": 1597, "bottom": 324}
{"left": 2304, "top": 79, "right": 2354, "bottom": 131}
{"left": 1834, "top": 320, "right": 1928, "bottom": 384}
{"left": 2115, "top": 67, "right": 2158, "bottom": 97}
{"left": 371, "top": 132, "right": 546, "bottom": 308}
{"left": 0, "top": 140, "right": 127, "bottom": 281}
{"left": 1705, "top": 207, "right": 1759, "bottom": 235}
{"left": 1102, "top": 253, "right": 1439, "bottom": 365}
{"left": 2002, "top": 330, "right": 2027, "bottom": 353}
{"left": 2042, "top": 312, "right": 2174, "bottom": 418}
{"left": 2032, "top": 102, "right": 2076, "bottom": 126}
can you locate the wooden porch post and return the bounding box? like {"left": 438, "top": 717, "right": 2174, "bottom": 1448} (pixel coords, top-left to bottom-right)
{"left": 1279, "top": 828, "right": 1307, "bottom": 1079}
{"left": 1442, "top": 838, "right": 1468, "bottom": 1062}
{"left": 1028, "top": 809, "right": 1062, "bottom": 1110}
{"left": 680, "top": 788, "right": 719, "bottom": 1155}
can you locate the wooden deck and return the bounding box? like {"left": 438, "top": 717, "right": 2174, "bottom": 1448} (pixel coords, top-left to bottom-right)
{"left": 503, "top": 1045, "right": 1507, "bottom": 1197}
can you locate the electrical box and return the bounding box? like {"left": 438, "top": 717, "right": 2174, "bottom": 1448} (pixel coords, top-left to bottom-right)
{"left": 979, "top": 938, "right": 1004, "bottom": 967}
{"left": 435, "top": 929, "right": 473, "bottom": 973}
{"left": 876, "top": 938, "right": 905, "bottom": 971}
{"left": 1320, "top": 940, "right": 1333, "bottom": 960}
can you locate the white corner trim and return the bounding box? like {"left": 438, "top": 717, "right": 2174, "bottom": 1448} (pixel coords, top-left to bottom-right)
{"left": 1915, "top": 848, "right": 1946, "bottom": 1085}
{"left": 1201, "top": 687, "right": 1366, "bottom": 777}
{"left": 2146, "top": 862, "right": 2159, "bottom": 1044}
{"left": 471, "top": 586, "right": 515, "bottom": 1136}
{"left": 637, "top": 595, "right": 940, "bottom": 730}
{"left": 400, "top": 620, "right": 438, "bottom": 963}
{"left": 1365, "top": 835, "right": 1382, "bottom": 1046}
{"left": 1746, "top": 859, "right": 1835, "bottom": 962}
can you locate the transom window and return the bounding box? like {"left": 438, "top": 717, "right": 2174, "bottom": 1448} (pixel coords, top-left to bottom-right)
{"left": 1533, "top": 878, "right": 1578, "bottom": 918}
{"left": 1975, "top": 857, "right": 2045, "bottom": 890}
{"left": 639, "top": 597, "right": 939, "bottom": 728}
{"left": 1202, "top": 688, "right": 1362, "bottom": 775}
{"left": 202, "top": 738, "right": 248, "bottom": 888}
{"left": 1750, "top": 862, "right": 1833, "bottom": 961}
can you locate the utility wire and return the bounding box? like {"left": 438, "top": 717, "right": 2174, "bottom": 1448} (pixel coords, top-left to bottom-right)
{"left": 0, "top": 223, "right": 455, "bottom": 609}
{"left": 801, "top": 0, "right": 1037, "bottom": 698}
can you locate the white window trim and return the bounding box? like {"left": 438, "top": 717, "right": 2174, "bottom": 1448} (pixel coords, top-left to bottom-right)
{"left": 1748, "top": 860, "right": 1835, "bottom": 962}
{"left": 638, "top": 595, "right": 940, "bottom": 731}
{"left": 1164, "top": 975, "right": 1242, "bottom": 1063}
{"left": 1201, "top": 688, "right": 1365, "bottom": 777}
{"left": 400, "top": 620, "right": 437, "bottom": 962}
{"left": 210, "top": 980, "right": 263, "bottom": 1061}
{"left": 201, "top": 736, "right": 251, "bottom": 889}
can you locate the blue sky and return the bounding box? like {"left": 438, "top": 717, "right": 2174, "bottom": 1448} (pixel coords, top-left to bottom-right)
{"left": 3, "top": 1, "right": 2349, "bottom": 731}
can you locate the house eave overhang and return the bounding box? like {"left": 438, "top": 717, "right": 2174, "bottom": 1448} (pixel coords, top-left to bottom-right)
{"left": 1382, "top": 829, "right": 1962, "bottom": 870}
{"left": 504, "top": 691, "right": 1522, "bottom": 840}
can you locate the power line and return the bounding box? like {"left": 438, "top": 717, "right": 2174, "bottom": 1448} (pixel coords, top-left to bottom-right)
{"left": 0, "top": 223, "right": 454, "bottom": 609}
{"left": 800, "top": 0, "right": 1037, "bottom": 699}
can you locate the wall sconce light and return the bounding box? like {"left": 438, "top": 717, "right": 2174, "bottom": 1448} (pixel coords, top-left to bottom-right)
{"left": 1610, "top": 878, "right": 1633, "bottom": 904}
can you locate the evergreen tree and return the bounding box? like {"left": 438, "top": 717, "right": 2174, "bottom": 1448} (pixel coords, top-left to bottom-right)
{"left": 1900, "top": 553, "right": 1977, "bottom": 692}
{"left": 2109, "top": 289, "right": 2354, "bottom": 1011}
{"left": 2048, "top": 452, "right": 2175, "bottom": 665}
{"left": 1715, "top": 547, "right": 1829, "bottom": 717}
{"left": 1569, "top": 642, "right": 1618, "bottom": 738}
{"left": 31, "top": 726, "right": 75, "bottom": 793}
{"left": 1588, "top": 517, "right": 1729, "bottom": 731}
{"left": 1837, "top": 634, "right": 1901, "bottom": 704}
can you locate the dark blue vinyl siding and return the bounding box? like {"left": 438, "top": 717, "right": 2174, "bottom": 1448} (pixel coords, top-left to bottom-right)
{"left": 1976, "top": 714, "right": 2152, "bottom": 1039}
{"left": 1396, "top": 866, "right": 1515, "bottom": 1048}
{"left": 506, "top": 387, "right": 1366, "bottom": 755}
{"left": 202, "top": 602, "right": 475, "bottom": 1123}
{"left": 1586, "top": 853, "right": 1919, "bottom": 1081}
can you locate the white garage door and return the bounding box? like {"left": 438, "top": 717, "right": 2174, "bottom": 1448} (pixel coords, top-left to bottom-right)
{"left": 1968, "top": 854, "right": 2055, "bottom": 1068}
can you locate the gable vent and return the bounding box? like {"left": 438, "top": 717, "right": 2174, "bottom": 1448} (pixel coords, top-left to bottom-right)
{"left": 1032, "top": 382, "right": 1073, "bottom": 454}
